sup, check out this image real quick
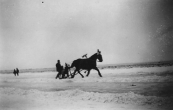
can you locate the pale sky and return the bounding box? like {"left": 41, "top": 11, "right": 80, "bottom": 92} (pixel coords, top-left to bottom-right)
{"left": 0, "top": 0, "right": 173, "bottom": 70}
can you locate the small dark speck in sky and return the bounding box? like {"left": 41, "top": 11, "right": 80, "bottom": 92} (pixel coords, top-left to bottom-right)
{"left": 42, "top": 1, "right": 44, "bottom": 3}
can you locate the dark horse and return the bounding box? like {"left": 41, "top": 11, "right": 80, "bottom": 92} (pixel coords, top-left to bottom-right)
{"left": 70, "top": 49, "right": 103, "bottom": 78}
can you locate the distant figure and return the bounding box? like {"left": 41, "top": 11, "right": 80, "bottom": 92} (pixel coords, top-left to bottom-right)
{"left": 16, "top": 68, "right": 19, "bottom": 76}
{"left": 55, "top": 60, "right": 63, "bottom": 79}
{"left": 13, "top": 69, "right": 16, "bottom": 76}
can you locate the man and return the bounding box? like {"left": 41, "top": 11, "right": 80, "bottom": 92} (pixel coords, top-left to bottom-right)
{"left": 13, "top": 69, "right": 16, "bottom": 76}
{"left": 55, "top": 60, "right": 63, "bottom": 79}
{"left": 82, "top": 54, "right": 87, "bottom": 58}
{"left": 16, "top": 68, "right": 19, "bottom": 76}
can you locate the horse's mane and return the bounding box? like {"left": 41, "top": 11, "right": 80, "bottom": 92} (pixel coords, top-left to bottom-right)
{"left": 88, "top": 53, "right": 97, "bottom": 60}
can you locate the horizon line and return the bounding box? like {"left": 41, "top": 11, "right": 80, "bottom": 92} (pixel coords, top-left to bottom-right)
{"left": 1, "top": 60, "right": 173, "bottom": 71}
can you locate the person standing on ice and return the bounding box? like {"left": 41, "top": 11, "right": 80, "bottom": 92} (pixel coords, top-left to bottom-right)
{"left": 16, "top": 68, "right": 19, "bottom": 76}
{"left": 13, "top": 69, "right": 16, "bottom": 76}
{"left": 55, "top": 60, "right": 63, "bottom": 79}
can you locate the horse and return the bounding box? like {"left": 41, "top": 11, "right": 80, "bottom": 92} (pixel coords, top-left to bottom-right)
{"left": 70, "top": 49, "right": 103, "bottom": 78}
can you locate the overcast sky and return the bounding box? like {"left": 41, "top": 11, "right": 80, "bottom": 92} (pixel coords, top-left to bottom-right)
{"left": 0, "top": 0, "right": 173, "bottom": 70}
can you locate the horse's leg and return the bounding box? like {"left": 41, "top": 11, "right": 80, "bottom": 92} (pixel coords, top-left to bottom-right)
{"left": 86, "top": 69, "right": 91, "bottom": 77}
{"left": 77, "top": 70, "right": 84, "bottom": 78}
{"left": 94, "top": 67, "right": 102, "bottom": 77}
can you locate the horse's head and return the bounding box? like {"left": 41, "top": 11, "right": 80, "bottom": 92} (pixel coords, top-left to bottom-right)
{"left": 88, "top": 49, "right": 103, "bottom": 62}
{"left": 97, "top": 49, "right": 103, "bottom": 62}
